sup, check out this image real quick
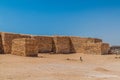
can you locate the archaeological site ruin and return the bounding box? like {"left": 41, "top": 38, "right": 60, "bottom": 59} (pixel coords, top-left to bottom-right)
{"left": 0, "top": 32, "right": 110, "bottom": 57}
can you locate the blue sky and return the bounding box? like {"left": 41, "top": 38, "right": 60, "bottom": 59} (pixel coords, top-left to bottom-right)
{"left": 0, "top": 0, "right": 120, "bottom": 45}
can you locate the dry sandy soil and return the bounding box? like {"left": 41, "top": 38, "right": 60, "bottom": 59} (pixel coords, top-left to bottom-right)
{"left": 0, "top": 53, "right": 120, "bottom": 80}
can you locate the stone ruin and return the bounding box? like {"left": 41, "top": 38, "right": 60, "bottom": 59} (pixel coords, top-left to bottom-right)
{"left": 0, "top": 32, "right": 110, "bottom": 57}
{"left": 108, "top": 46, "right": 120, "bottom": 54}
{"left": 12, "top": 38, "right": 38, "bottom": 57}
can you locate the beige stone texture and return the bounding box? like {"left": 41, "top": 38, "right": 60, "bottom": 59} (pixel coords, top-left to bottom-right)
{"left": 53, "top": 36, "right": 70, "bottom": 53}
{"left": 69, "top": 37, "right": 103, "bottom": 53}
{"left": 32, "top": 36, "right": 53, "bottom": 53}
{"left": 84, "top": 43, "right": 110, "bottom": 55}
{"left": 0, "top": 33, "right": 4, "bottom": 54}
{"left": 1, "top": 32, "right": 31, "bottom": 54}
{"left": 0, "top": 32, "right": 109, "bottom": 55}
{"left": 12, "top": 38, "right": 38, "bottom": 57}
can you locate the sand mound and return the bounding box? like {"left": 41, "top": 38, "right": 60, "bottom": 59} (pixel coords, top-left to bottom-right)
{"left": 95, "top": 67, "right": 110, "bottom": 72}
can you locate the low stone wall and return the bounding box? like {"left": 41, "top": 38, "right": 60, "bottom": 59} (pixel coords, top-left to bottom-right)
{"left": 12, "top": 38, "right": 38, "bottom": 57}
{"left": 32, "top": 36, "right": 53, "bottom": 53}
{"left": 53, "top": 36, "right": 70, "bottom": 53}
{"left": 1, "top": 32, "right": 31, "bottom": 54}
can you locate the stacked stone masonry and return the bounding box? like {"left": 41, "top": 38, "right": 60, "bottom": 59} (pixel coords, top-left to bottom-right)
{"left": 83, "top": 43, "right": 109, "bottom": 55}
{"left": 69, "top": 37, "right": 103, "bottom": 53}
{"left": 0, "top": 32, "right": 110, "bottom": 56}
{"left": 12, "top": 38, "right": 38, "bottom": 57}
{"left": 0, "top": 32, "right": 31, "bottom": 54}
{"left": 32, "top": 36, "right": 53, "bottom": 53}
{"left": 53, "top": 36, "right": 71, "bottom": 53}
{"left": 0, "top": 32, "right": 4, "bottom": 54}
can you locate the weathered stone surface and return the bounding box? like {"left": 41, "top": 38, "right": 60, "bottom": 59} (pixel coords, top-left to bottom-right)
{"left": 101, "top": 43, "right": 110, "bottom": 55}
{"left": 84, "top": 43, "right": 109, "bottom": 55}
{"left": 12, "top": 38, "right": 38, "bottom": 57}
{"left": 0, "top": 33, "right": 4, "bottom": 54}
{"left": 1, "top": 32, "right": 31, "bottom": 54}
{"left": 0, "top": 32, "right": 110, "bottom": 55}
{"left": 69, "top": 37, "right": 103, "bottom": 53}
{"left": 69, "top": 37, "right": 84, "bottom": 53}
{"left": 32, "top": 36, "right": 53, "bottom": 53}
{"left": 53, "top": 36, "right": 70, "bottom": 53}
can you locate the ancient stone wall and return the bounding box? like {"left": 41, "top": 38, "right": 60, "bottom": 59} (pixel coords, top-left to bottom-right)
{"left": 94, "top": 38, "right": 103, "bottom": 43}
{"left": 0, "top": 33, "right": 4, "bottom": 54}
{"left": 53, "top": 36, "right": 70, "bottom": 53}
{"left": 0, "top": 32, "right": 110, "bottom": 55}
{"left": 32, "top": 36, "right": 53, "bottom": 53}
{"left": 101, "top": 43, "right": 110, "bottom": 55}
{"left": 84, "top": 43, "right": 109, "bottom": 55}
{"left": 12, "top": 38, "right": 38, "bottom": 57}
{"left": 1, "top": 32, "right": 31, "bottom": 54}
{"left": 69, "top": 37, "right": 103, "bottom": 53}
{"left": 69, "top": 37, "right": 84, "bottom": 53}
{"left": 12, "top": 38, "right": 25, "bottom": 56}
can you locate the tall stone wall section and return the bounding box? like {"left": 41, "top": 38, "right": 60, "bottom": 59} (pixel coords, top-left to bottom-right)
{"left": 1, "top": 32, "right": 31, "bottom": 54}
{"left": 12, "top": 38, "right": 38, "bottom": 57}
{"left": 32, "top": 36, "right": 53, "bottom": 53}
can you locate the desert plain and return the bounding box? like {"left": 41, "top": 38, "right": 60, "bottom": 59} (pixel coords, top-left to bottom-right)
{"left": 0, "top": 53, "right": 120, "bottom": 80}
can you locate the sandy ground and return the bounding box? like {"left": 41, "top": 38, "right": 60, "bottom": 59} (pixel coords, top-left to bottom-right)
{"left": 0, "top": 53, "right": 120, "bottom": 80}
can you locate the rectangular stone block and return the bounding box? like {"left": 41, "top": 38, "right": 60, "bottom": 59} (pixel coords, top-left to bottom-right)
{"left": 53, "top": 36, "right": 70, "bottom": 53}
{"left": 32, "top": 36, "right": 53, "bottom": 53}
{"left": 84, "top": 43, "right": 110, "bottom": 55}
{"left": 12, "top": 38, "right": 38, "bottom": 57}
{"left": 69, "top": 37, "right": 103, "bottom": 53}
{"left": 1, "top": 32, "right": 31, "bottom": 54}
